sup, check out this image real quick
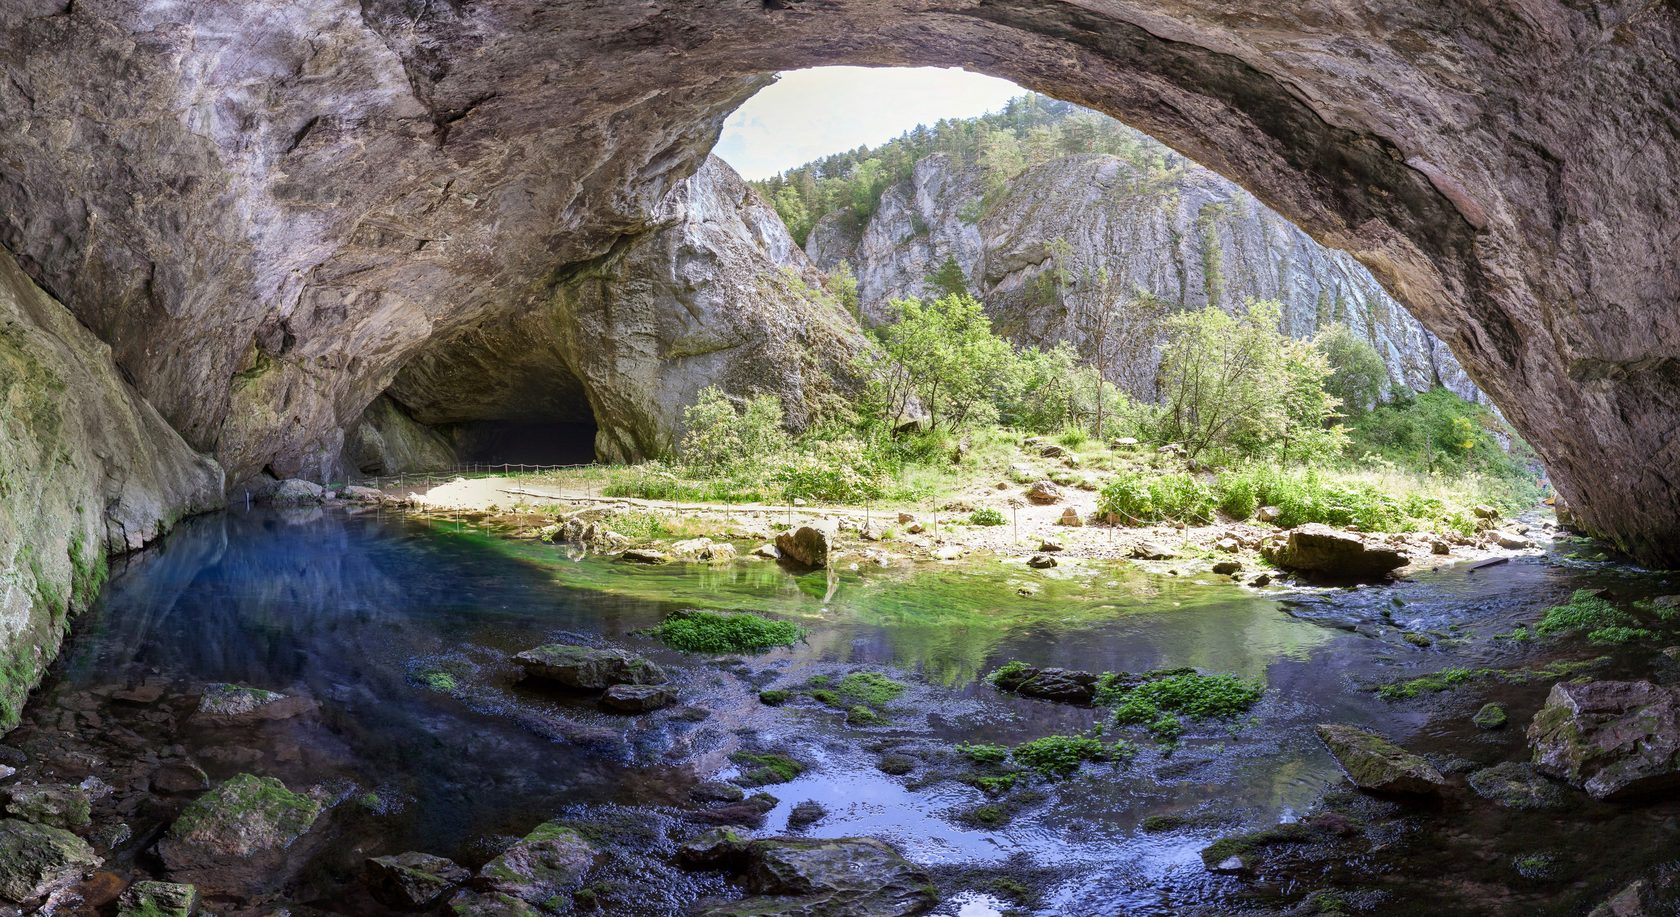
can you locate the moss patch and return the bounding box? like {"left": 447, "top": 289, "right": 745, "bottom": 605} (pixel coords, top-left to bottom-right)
{"left": 652, "top": 610, "right": 801, "bottom": 653}
{"left": 730, "top": 751, "right": 805, "bottom": 786}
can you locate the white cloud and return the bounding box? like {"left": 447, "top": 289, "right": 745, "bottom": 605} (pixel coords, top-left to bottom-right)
{"left": 714, "top": 67, "right": 1025, "bottom": 180}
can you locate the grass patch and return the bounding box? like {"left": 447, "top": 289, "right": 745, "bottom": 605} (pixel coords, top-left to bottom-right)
{"left": 652, "top": 610, "right": 801, "bottom": 653}
{"left": 846, "top": 705, "right": 890, "bottom": 726}
{"left": 1376, "top": 657, "right": 1608, "bottom": 700}
{"left": 1536, "top": 590, "right": 1641, "bottom": 639}
{"left": 962, "top": 773, "right": 1020, "bottom": 795}
{"left": 837, "top": 671, "right": 906, "bottom": 705}
{"left": 730, "top": 752, "right": 805, "bottom": 786}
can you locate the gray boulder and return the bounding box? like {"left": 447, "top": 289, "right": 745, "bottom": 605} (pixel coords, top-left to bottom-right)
{"left": 367, "top": 851, "right": 470, "bottom": 910}
{"left": 0, "top": 818, "right": 100, "bottom": 903}
{"left": 1025, "top": 481, "right": 1062, "bottom": 505}
{"left": 3, "top": 782, "right": 91, "bottom": 830}
{"left": 678, "top": 831, "right": 936, "bottom": 917}
{"left": 157, "top": 774, "right": 323, "bottom": 886}
{"left": 261, "top": 479, "right": 325, "bottom": 505}
{"left": 1528, "top": 680, "right": 1680, "bottom": 799}
{"left": 195, "top": 683, "right": 313, "bottom": 725}
{"left": 1315, "top": 724, "right": 1447, "bottom": 794}
{"left": 117, "top": 881, "right": 197, "bottom": 917}
{"left": 476, "top": 822, "right": 596, "bottom": 904}
{"left": 1467, "top": 761, "right": 1569, "bottom": 810}
{"left": 776, "top": 520, "right": 836, "bottom": 568}
{"left": 599, "top": 684, "right": 677, "bottom": 713}
{"left": 514, "top": 645, "right": 667, "bottom": 690}
{"left": 1263, "top": 524, "right": 1406, "bottom": 579}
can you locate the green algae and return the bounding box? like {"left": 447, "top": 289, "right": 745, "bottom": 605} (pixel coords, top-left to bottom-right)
{"left": 652, "top": 610, "right": 801, "bottom": 653}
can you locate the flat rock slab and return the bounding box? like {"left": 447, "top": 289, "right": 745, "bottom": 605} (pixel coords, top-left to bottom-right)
{"left": 194, "top": 683, "right": 314, "bottom": 725}
{"left": 1263, "top": 524, "right": 1406, "bottom": 580}
{"left": 681, "top": 831, "right": 937, "bottom": 917}
{"left": 1316, "top": 724, "right": 1447, "bottom": 794}
{"left": 367, "top": 851, "right": 470, "bottom": 910}
{"left": 515, "top": 645, "right": 667, "bottom": 690}
{"left": 599, "top": 683, "right": 677, "bottom": 713}
{"left": 157, "top": 773, "right": 323, "bottom": 887}
{"left": 1528, "top": 679, "right": 1680, "bottom": 799}
{"left": 1467, "top": 761, "right": 1570, "bottom": 810}
{"left": 0, "top": 818, "right": 101, "bottom": 903}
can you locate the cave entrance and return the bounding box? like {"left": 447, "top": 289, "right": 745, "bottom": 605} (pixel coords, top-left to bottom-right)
{"left": 446, "top": 419, "right": 600, "bottom": 467}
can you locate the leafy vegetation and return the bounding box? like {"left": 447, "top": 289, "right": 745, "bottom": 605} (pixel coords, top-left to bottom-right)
{"left": 652, "top": 610, "right": 802, "bottom": 653}
{"left": 730, "top": 751, "right": 805, "bottom": 786}
{"left": 1535, "top": 590, "right": 1653, "bottom": 644}
{"left": 968, "top": 507, "right": 1006, "bottom": 526}
{"left": 1011, "top": 734, "right": 1134, "bottom": 778}
{"left": 956, "top": 742, "right": 1012, "bottom": 765}
{"left": 837, "top": 671, "right": 907, "bottom": 705}
{"left": 1098, "top": 671, "right": 1265, "bottom": 741}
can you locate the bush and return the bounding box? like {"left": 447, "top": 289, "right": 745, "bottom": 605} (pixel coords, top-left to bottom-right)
{"left": 969, "top": 508, "right": 1006, "bottom": 526}
{"left": 1098, "top": 471, "right": 1216, "bottom": 525}
{"left": 678, "top": 387, "right": 789, "bottom": 475}
{"left": 653, "top": 611, "right": 802, "bottom": 653}
{"left": 769, "top": 439, "right": 885, "bottom": 503}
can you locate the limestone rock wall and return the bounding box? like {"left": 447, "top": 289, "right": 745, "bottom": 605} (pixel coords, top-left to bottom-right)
{"left": 388, "top": 157, "right": 875, "bottom": 463}
{"left": 808, "top": 153, "right": 1476, "bottom": 401}
{"left": 343, "top": 395, "right": 457, "bottom": 475}
{"left": 0, "top": 246, "right": 223, "bottom": 729}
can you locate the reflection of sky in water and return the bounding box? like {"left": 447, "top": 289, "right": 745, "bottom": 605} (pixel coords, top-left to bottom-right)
{"left": 43, "top": 507, "right": 1604, "bottom": 915}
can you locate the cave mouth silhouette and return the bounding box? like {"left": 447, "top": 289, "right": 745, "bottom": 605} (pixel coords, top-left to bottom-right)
{"left": 445, "top": 419, "right": 601, "bottom": 467}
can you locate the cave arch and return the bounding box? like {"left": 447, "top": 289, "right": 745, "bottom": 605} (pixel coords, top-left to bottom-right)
{"left": 0, "top": 1, "right": 1676, "bottom": 561}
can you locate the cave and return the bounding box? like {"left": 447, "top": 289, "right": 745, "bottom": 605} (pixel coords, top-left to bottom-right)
{"left": 445, "top": 420, "right": 601, "bottom": 468}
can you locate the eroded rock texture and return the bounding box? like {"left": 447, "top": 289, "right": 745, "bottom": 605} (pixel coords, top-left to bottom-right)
{"left": 0, "top": 248, "right": 222, "bottom": 728}
{"left": 388, "top": 157, "right": 872, "bottom": 463}
{"left": 0, "top": 0, "right": 1677, "bottom": 561}
{"left": 809, "top": 150, "right": 1476, "bottom": 400}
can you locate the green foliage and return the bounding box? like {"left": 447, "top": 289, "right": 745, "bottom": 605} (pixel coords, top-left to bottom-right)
{"left": 731, "top": 751, "right": 805, "bottom": 786}
{"left": 1214, "top": 464, "right": 1406, "bottom": 531}
{"left": 969, "top": 508, "right": 1006, "bottom": 526}
{"left": 1349, "top": 389, "right": 1539, "bottom": 493}
{"left": 1097, "top": 471, "right": 1216, "bottom": 525}
{"left": 837, "top": 671, "right": 907, "bottom": 705}
{"left": 866, "top": 293, "right": 1016, "bottom": 431}
{"left": 847, "top": 704, "right": 891, "bottom": 726}
{"left": 652, "top": 610, "right": 802, "bottom": 653}
{"left": 987, "top": 661, "right": 1030, "bottom": 684}
{"left": 1012, "top": 734, "right": 1125, "bottom": 778}
{"left": 1099, "top": 672, "right": 1265, "bottom": 731}
{"left": 956, "top": 742, "right": 1011, "bottom": 765}
{"left": 1156, "top": 300, "right": 1345, "bottom": 463}
{"left": 1376, "top": 666, "right": 1487, "bottom": 700}
{"left": 927, "top": 255, "right": 969, "bottom": 297}
{"left": 1536, "top": 590, "right": 1640, "bottom": 639}
{"left": 678, "top": 387, "right": 789, "bottom": 476}
{"left": 758, "top": 689, "right": 790, "bottom": 706}
{"left": 1316, "top": 324, "right": 1388, "bottom": 416}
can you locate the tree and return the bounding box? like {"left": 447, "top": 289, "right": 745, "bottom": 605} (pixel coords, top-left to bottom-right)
{"left": 1315, "top": 323, "right": 1388, "bottom": 416}
{"left": 926, "top": 255, "right": 968, "bottom": 297}
{"left": 678, "top": 387, "right": 789, "bottom": 473}
{"left": 868, "top": 293, "right": 1014, "bottom": 431}
{"left": 772, "top": 186, "right": 812, "bottom": 246}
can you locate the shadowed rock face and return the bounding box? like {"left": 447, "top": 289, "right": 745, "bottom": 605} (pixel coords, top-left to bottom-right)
{"left": 0, "top": 1, "right": 1677, "bottom": 561}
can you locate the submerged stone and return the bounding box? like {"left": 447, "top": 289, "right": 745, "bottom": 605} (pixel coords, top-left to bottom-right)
{"left": 0, "top": 818, "right": 100, "bottom": 903}
{"left": 1528, "top": 680, "right": 1680, "bottom": 799}
{"left": 117, "top": 881, "right": 197, "bottom": 917}
{"left": 1315, "top": 724, "right": 1447, "bottom": 794}
{"left": 1467, "top": 762, "right": 1569, "bottom": 810}
{"left": 3, "top": 782, "right": 91, "bottom": 829}
{"left": 477, "top": 821, "right": 596, "bottom": 904}
{"left": 447, "top": 890, "right": 541, "bottom": 916}
{"left": 366, "top": 851, "right": 470, "bottom": 910}
{"left": 157, "top": 773, "right": 323, "bottom": 884}
{"left": 194, "top": 683, "right": 311, "bottom": 724}
{"left": 514, "top": 644, "right": 668, "bottom": 690}
{"left": 788, "top": 800, "right": 827, "bottom": 828}
{"left": 599, "top": 683, "right": 676, "bottom": 713}
{"left": 1199, "top": 823, "right": 1314, "bottom": 873}
{"left": 1263, "top": 524, "right": 1406, "bottom": 580}
{"left": 680, "top": 834, "right": 936, "bottom": 917}
{"left": 989, "top": 663, "right": 1100, "bottom": 705}
{"left": 1472, "top": 702, "right": 1509, "bottom": 729}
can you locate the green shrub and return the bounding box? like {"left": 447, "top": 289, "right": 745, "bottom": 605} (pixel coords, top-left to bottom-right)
{"left": 653, "top": 610, "right": 802, "bottom": 653}
{"left": 679, "top": 387, "right": 789, "bottom": 475}
{"left": 969, "top": 507, "right": 1006, "bottom": 526}
{"left": 1098, "top": 471, "right": 1216, "bottom": 525}
{"left": 758, "top": 689, "right": 790, "bottom": 706}
{"left": 1056, "top": 426, "right": 1089, "bottom": 448}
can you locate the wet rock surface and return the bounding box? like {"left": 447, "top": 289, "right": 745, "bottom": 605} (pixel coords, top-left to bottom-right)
{"left": 117, "top": 881, "right": 198, "bottom": 917}
{"left": 514, "top": 645, "right": 669, "bottom": 691}
{"left": 1315, "top": 724, "right": 1447, "bottom": 794}
{"left": 1467, "top": 761, "right": 1569, "bottom": 811}
{"left": 156, "top": 773, "right": 324, "bottom": 887}
{"left": 475, "top": 822, "right": 596, "bottom": 905}
{"left": 1528, "top": 680, "right": 1680, "bottom": 799}
{"left": 0, "top": 817, "right": 101, "bottom": 903}
{"left": 989, "top": 663, "right": 1102, "bottom": 705}
{"left": 680, "top": 830, "right": 937, "bottom": 917}
{"left": 367, "top": 852, "right": 470, "bottom": 910}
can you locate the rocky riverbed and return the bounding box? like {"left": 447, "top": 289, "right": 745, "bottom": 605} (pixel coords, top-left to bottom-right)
{"left": 0, "top": 504, "right": 1674, "bottom": 915}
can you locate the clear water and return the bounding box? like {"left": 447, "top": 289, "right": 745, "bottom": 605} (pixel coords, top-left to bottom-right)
{"left": 13, "top": 506, "right": 1661, "bottom": 915}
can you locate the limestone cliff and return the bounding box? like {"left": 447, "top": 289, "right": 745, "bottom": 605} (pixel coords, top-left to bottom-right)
{"left": 808, "top": 152, "right": 1475, "bottom": 401}
{"left": 384, "top": 157, "right": 873, "bottom": 464}
{"left": 0, "top": 247, "right": 223, "bottom": 728}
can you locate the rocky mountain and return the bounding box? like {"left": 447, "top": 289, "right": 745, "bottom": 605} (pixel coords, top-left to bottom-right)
{"left": 806, "top": 150, "right": 1476, "bottom": 403}
{"left": 378, "top": 156, "right": 874, "bottom": 466}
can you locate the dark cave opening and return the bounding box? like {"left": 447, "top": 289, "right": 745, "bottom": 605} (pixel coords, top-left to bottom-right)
{"left": 445, "top": 419, "right": 601, "bottom": 467}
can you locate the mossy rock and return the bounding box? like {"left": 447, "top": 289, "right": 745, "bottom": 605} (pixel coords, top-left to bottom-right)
{"left": 476, "top": 821, "right": 596, "bottom": 905}
{"left": 1315, "top": 724, "right": 1447, "bottom": 794}
{"left": 0, "top": 817, "right": 101, "bottom": 902}
{"left": 1472, "top": 702, "right": 1508, "bottom": 729}
{"left": 3, "top": 782, "right": 91, "bottom": 830}
{"left": 157, "top": 774, "right": 322, "bottom": 882}
{"left": 117, "top": 881, "right": 198, "bottom": 917}
{"left": 1200, "top": 822, "right": 1314, "bottom": 872}
{"left": 1467, "top": 762, "right": 1569, "bottom": 810}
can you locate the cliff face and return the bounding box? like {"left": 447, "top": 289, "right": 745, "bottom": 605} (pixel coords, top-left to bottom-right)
{"left": 384, "top": 157, "right": 873, "bottom": 464}
{"left": 808, "top": 153, "right": 1475, "bottom": 401}
{"left": 0, "top": 247, "right": 223, "bottom": 729}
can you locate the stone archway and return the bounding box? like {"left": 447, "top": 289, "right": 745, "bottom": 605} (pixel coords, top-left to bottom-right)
{"left": 1, "top": 0, "right": 1676, "bottom": 561}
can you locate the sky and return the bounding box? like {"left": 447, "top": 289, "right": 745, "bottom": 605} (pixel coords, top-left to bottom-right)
{"left": 713, "top": 67, "right": 1024, "bottom": 181}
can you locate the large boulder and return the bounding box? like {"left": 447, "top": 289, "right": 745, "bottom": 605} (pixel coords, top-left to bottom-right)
{"left": 989, "top": 663, "right": 1101, "bottom": 705}
{"left": 117, "top": 881, "right": 198, "bottom": 917}
{"left": 476, "top": 822, "right": 596, "bottom": 904}
{"left": 260, "top": 479, "right": 325, "bottom": 505}
{"left": 3, "top": 782, "right": 91, "bottom": 830}
{"left": 1315, "top": 724, "right": 1447, "bottom": 794}
{"left": 679, "top": 831, "right": 936, "bottom": 917}
{"left": 1025, "top": 481, "right": 1063, "bottom": 505}
{"left": 367, "top": 851, "right": 470, "bottom": 910}
{"left": 776, "top": 520, "right": 836, "bottom": 568}
{"left": 156, "top": 774, "right": 323, "bottom": 886}
{"left": 0, "top": 818, "right": 100, "bottom": 903}
{"left": 1263, "top": 524, "right": 1407, "bottom": 579}
{"left": 1528, "top": 680, "right": 1680, "bottom": 799}
{"left": 513, "top": 645, "right": 667, "bottom": 690}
